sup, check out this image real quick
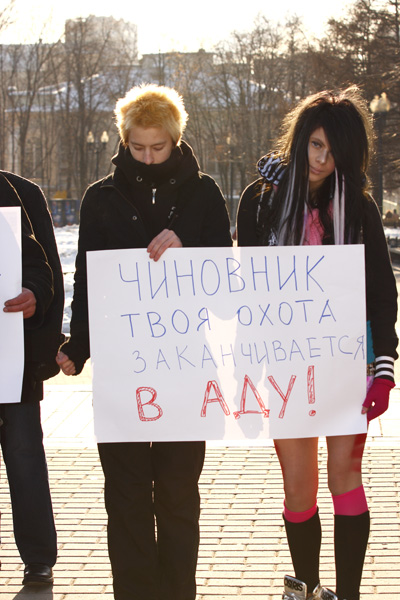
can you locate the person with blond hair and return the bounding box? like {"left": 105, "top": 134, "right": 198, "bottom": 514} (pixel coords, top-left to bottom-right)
{"left": 57, "top": 84, "right": 232, "bottom": 600}
{"left": 237, "top": 86, "right": 398, "bottom": 600}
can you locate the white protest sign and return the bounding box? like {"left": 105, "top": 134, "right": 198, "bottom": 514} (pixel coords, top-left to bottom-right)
{"left": 87, "top": 245, "right": 367, "bottom": 443}
{"left": 0, "top": 207, "right": 24, "bottom": 404}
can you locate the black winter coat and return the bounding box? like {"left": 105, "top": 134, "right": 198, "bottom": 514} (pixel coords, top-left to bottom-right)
{"left": 63, "top": 141, "right": 233, "bottom": 373}
{"left": 237, "top": 178, "right": 398, "bottom": 361}
{"left": 0, "top": 172, "right": 65, "bottom": 402}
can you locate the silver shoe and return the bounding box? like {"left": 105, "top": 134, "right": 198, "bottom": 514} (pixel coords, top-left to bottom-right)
{"left": 312, "top": 584, "right": 338, "bottom": 600}
{"left": 282, "top": 576, "right": 338, "bottom": 600}
{"left": 282, "top": 575, "right": 307, "bottom": 600}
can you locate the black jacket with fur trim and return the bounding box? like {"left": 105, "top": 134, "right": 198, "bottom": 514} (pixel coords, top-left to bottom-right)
{"left": 237, "top": 178, "right": 398, "bottom": 361}
{"left": 62, "top": 141, "right": 232, "bottom": 373}
{"left": 0, "top": 171, "right": 65, "bottom": 402}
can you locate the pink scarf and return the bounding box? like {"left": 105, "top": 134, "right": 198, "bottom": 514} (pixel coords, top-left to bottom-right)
{"left": 302, "top": 208, "right": 324, "bottom": 245}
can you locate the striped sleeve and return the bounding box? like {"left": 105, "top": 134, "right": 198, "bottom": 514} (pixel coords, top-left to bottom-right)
{"left": 374, "top": 355, "right": 395, "bottom": 382}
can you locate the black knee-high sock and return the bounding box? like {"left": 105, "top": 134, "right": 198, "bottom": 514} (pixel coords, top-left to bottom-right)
{"left": 334, "top": 511, "right": 370, "bottom": 600}
{"left": 284, "top": 510, "right": 321, "bottom": 592}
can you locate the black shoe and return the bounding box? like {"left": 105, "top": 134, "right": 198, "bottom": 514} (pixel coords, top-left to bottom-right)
{"left": 23, "top": 564, "right": 53, "bottom": 586}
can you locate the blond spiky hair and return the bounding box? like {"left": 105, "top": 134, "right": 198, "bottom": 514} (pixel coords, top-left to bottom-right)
{"left": 115, "top": 84, "right": 188, "bottom": 147}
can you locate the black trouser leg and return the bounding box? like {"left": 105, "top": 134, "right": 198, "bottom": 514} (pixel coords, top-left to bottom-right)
{"left": 153, "top": 441, "right": 205, "bottom": 600}
{"left": 284, "top": 510, "right": 322, "bottom": 593}
{"left": 98, "top": 442, "right": 158, "bottom": 600}
{"left": 0, "top": 403, "right": 57, "bottom": 566}
{"left": 334, "top": 511, "right": 370, "bottom": 600}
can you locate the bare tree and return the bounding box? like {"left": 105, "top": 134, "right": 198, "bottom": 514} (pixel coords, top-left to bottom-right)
{"left": 0, "top": 0, "right": 15, "bottom": 33}
{"left": 0, "top": 15, "right": 138, "bottom": 200}
{"left": 4, "top": 1, "right": 400, "bottom": 211}
{"left": 318, "top": 0, "right": 400, "bottom": 195}
{"left": 56, "top": 15, "right": 138, "bottom": 197}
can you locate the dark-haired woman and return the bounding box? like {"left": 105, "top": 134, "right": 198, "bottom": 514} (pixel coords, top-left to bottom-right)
{"left": 237, "top": 87, "right": 398, "bottom": 600}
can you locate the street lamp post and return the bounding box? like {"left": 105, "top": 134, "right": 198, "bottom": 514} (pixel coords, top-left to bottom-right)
{"left": 226, "top": 134, "right": 235, "bottom": 219}
{"left": 87, "top": 130, "right": 109, "bottom": 180}
{"left": 369, "top": 93, "right": 390, "bottom": 214}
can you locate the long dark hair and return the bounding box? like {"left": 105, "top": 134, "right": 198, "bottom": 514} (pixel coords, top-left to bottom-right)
{"left": 264, "top": 86, "right": 374, "bottom": 245}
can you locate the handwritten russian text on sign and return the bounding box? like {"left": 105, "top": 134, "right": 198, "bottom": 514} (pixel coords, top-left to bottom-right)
{"left": 87, "top": 245, "right": 367, "bottom": 443}
{"left": 0, "top": 207, "right": 24, "bottom": 404}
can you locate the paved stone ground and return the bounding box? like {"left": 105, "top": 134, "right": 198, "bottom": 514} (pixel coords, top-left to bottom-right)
{"left": 1, "top": 379, "right": 399, "bottom": 599}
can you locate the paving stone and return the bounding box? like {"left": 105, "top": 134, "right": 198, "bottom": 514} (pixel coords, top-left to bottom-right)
{"left": 1, "top": 385, "right": 400, "bottom": 598}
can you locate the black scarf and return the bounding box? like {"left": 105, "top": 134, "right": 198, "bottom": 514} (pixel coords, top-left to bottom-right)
{"left": 112, "top": 143, "right": 184, "bottom": 187}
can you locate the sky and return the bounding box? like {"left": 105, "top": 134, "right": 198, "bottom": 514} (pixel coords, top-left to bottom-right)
{"left": 1, "top": 0, "right": 354, "bottom": 55}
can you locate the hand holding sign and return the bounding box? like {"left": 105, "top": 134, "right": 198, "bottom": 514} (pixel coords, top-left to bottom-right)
{"left": 4, "top": 287, "right": 37, "bottom": 318}
{"left": 147, "top": 228, "right": 182, "bottom": 262}
{"left": 56, "top": 350, "right": 77, "bottom": 376}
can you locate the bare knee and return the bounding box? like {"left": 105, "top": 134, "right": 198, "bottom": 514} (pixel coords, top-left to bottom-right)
{"left": 283, "top": 476, "right": 318, "bottom": 511}
{"left": 327, "top": 434, "right": 365, "bottom": 495}
{"left": 275, "top": 438, "right": 319, "bottom": 511}
{"left": 328, "top": 467, "right": 362, "bottom": 496}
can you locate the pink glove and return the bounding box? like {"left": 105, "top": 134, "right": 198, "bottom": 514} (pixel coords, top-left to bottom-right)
{"left": 362, "top": 378, "right": 395, "bottom": 421}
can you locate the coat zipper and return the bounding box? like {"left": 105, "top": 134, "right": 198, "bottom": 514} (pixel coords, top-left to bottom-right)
{"left": 152, "top": 187, "right": 156, "bottom": 204}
